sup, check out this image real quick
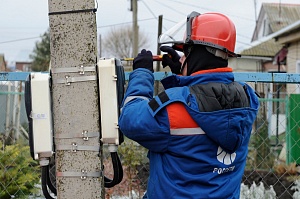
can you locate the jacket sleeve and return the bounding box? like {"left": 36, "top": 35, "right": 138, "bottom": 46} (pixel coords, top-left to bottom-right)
{"left": 118, "top": 68, "right": 170, "bottom": 152}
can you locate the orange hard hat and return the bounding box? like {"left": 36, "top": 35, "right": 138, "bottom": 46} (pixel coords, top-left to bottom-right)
{"left": 170, "top": 12, "right": 238, "bottom": 57}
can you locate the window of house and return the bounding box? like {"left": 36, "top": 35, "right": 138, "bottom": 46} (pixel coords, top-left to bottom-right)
{"left": 263, "top": 18, "right": 271, "bottom": 36}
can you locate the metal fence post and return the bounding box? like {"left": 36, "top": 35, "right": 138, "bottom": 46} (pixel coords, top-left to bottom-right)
{"left": 5, "top": 82, "right": 11, "bottom": 139}
{"left": 48, "top": 0, "right": 103, "bottom": 198}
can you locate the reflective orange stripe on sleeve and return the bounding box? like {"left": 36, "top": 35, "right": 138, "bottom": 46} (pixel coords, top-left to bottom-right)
{"left": 166, "top": 102, "right": 206, "bottom": 135}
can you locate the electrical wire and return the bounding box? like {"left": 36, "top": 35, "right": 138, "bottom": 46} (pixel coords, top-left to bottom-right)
{"left": 152, "top": 0, "right": 187, "bottom": 16}
{"left": 163, "top": 0, "right": 254, "bottom": 22}
{"left": 0, "top": 36, "right": 41, "bottom": 44}
{"left": 97, "top": 18, "right": 155, "bottom": 29}
{"left": 141, "top": 0, "right": 157, "bottom": 20}
{"left": 0, "top": 18, "right": 156, "bottom": 45}
{"left": 140, "top": 0, "right": 169, "bottom": 31}
{"left": 1, "top": 1, "right": 297, "bottom": 62}
{"left": 41, "top": 166, "right": 55, "bottom": 199}
{"left": 104, "top": 152, "right": 123, "bottom": 188}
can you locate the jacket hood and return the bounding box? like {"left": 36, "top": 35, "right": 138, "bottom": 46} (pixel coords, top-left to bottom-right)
{"left": 160, "top": 70, "right": 260, "bottom": 153}
{"left": 189, "top": 107, "right": 258, "bottom": 153}
{"left": 186, "top": 83, "right": 259, "bottom": 153}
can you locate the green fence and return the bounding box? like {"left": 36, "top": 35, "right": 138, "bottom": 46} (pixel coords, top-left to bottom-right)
{"left": 287, "top": 94, "right": 300, "bottom": 165}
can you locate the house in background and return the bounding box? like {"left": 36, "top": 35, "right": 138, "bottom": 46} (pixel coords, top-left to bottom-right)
{"left": 274, "top": 20, "right": 300, "bottom": 94}
{"left": 251, "top": 3, "right": 300, "bottom": 41}
{"left": 272, "top": 18, "right": 300, "bottom": 165}
{"left": 229, "top": 3, "right": 300, "bottom": 138}
{"left": 15, "top": 61, "right": 32, "bottom": 72}
{"left": 0, "top": 54, "right": 8, "bottom": 72}
{"left": 230, "top": 3, "right": 300, "bottom": 74}
{"left": 14, "top": 50, "right": 32, "bottom": 71}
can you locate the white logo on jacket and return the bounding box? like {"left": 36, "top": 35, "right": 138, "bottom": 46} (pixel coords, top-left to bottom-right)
{"left": 213, "top": 146, "right": 236, "bottom": 175}
{"left": 216, "top": 146, "right": 236, "bottom": 165}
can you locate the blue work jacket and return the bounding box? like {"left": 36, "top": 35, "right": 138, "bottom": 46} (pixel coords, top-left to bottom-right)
{"left": 119, "top": 68, "right": 259, "bottom": 199}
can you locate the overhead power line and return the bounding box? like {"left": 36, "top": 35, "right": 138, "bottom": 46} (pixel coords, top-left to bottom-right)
{"left": 0, "top": 18, "right": 156, "bottom": 44}
{"left": 152, "top": 0, "right": 187, "bottom": 16}
{"left": 0, "top": 36, "right": 42, "bottom": 45}
{"left": 141, "top": 0, "right": 169, "bottom": 31}
{"left": 97, "top": 18, "right": 155, "bottom": 28}
{"left": 164, "top": 0, "right": 254, "bottom": 22}
{"left": 141, "top": 0, "right": 157, "bottom": 20}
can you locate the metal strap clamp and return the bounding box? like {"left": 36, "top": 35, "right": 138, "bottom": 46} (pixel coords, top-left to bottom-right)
{"left": 56, "top": 169, "right": 102, "bottom": 180}
{"left": 51, "top": 65, "right": 96, "bottom": 75}
{"left": 51, "top": 65, "right": 97, "bottom": 85}
{"left": 55, "top": 130, "right": 99, "bottom": 141}
{"left": 53, "top": 75, "right": 97, "bottom": 85}
{"left": 56, "top": 142, "right": 100, "bottom": 152}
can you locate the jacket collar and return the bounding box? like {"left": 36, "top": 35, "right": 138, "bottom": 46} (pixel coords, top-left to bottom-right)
{"left": 191, "top": 67, "right": 232, "bottom": 76}
{"left": 161, "top": 68, "right": 234, "bottom": 89}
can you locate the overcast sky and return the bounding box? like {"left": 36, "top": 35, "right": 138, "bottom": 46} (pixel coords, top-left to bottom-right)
{"left": 1, "top": 0, "right": 300, "bottom": 64}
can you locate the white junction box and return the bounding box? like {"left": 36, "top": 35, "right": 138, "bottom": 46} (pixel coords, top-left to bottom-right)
{"left": 30, "top": 73, "right": 53, "bottom": 160}
{"left": 98, "top": 58, "right": 120, "bottom": 145}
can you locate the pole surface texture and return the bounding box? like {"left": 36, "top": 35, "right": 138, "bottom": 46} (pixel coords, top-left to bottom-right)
{"left": 48, "top": 0, "right": 103, "bottom": 198}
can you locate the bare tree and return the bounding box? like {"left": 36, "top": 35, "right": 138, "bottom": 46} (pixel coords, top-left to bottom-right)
{"left": 101, "top": 25, "right": 150, "bottom": 59}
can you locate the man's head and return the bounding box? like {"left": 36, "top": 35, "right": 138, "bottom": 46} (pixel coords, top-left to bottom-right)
{"left": 159, "top": 12, "right": 238, "bottom": 75}
{"left": 179, "top": 12, "right": 238, "bottom": 75}
{"left": 173, "top": 12, "right": 237, "bottom": 56}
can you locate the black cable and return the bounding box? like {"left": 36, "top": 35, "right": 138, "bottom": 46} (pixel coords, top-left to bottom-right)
{"left": 41, "top": 166, "right": 55, "bottom": 199}
{"left": 104, "top": 152, "right": 123, "bottom": 188}
{"left": 104, "top": 152, "right": 123, "bottom": 187}
{"left": 113, "top": 152, "right": 123, "bottom": 185}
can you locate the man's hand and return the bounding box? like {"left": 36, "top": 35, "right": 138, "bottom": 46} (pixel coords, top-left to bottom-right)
{"left": 133, "top": 49, "right": 154, "bottom": 72}
{"left": 160, "top": 46, "right": 181, "bottom": 74}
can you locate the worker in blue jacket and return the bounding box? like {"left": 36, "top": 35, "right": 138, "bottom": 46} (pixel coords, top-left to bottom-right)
{"left": 118, "top": 11, "right": 259, "bottom": 199}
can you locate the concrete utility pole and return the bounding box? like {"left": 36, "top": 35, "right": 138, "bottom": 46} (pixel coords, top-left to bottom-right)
{"left": 48, "top": 0, "right": 102, "bottom": 198}
{"left": 132, "top": 0, "right": 139, "bottom": 57}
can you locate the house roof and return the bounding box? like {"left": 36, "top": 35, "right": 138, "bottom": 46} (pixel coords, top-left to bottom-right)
{"left": 263, "top": 3, "right": 300, "bottom": 33}
{"left": 0, "top": 54, "right": 7, "bottom": 71}
{"left": 240, "top": 19, "right": 300, "bottom": 56}
{"left": 0, "top": 54, "right": 4, "bottom": 63}
{"left": 240, "top": 3, "right": 300, "bottom": 57}
{"left": 274, "top": 20, "right": 300, "bottom": 39}
{"left": 239, "top": 39, "right": 282, "bottom": 57}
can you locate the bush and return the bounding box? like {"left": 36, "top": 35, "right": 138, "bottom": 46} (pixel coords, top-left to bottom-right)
{"left": 0, "top": 141, "right": 40, "bottom": 199}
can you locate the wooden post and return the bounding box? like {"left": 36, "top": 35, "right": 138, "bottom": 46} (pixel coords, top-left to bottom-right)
{"left": 132, "top": 0, "right": 139, "bottom": 57}
{"left": 155, "top": 15, "right": 163, "bottom": 95}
